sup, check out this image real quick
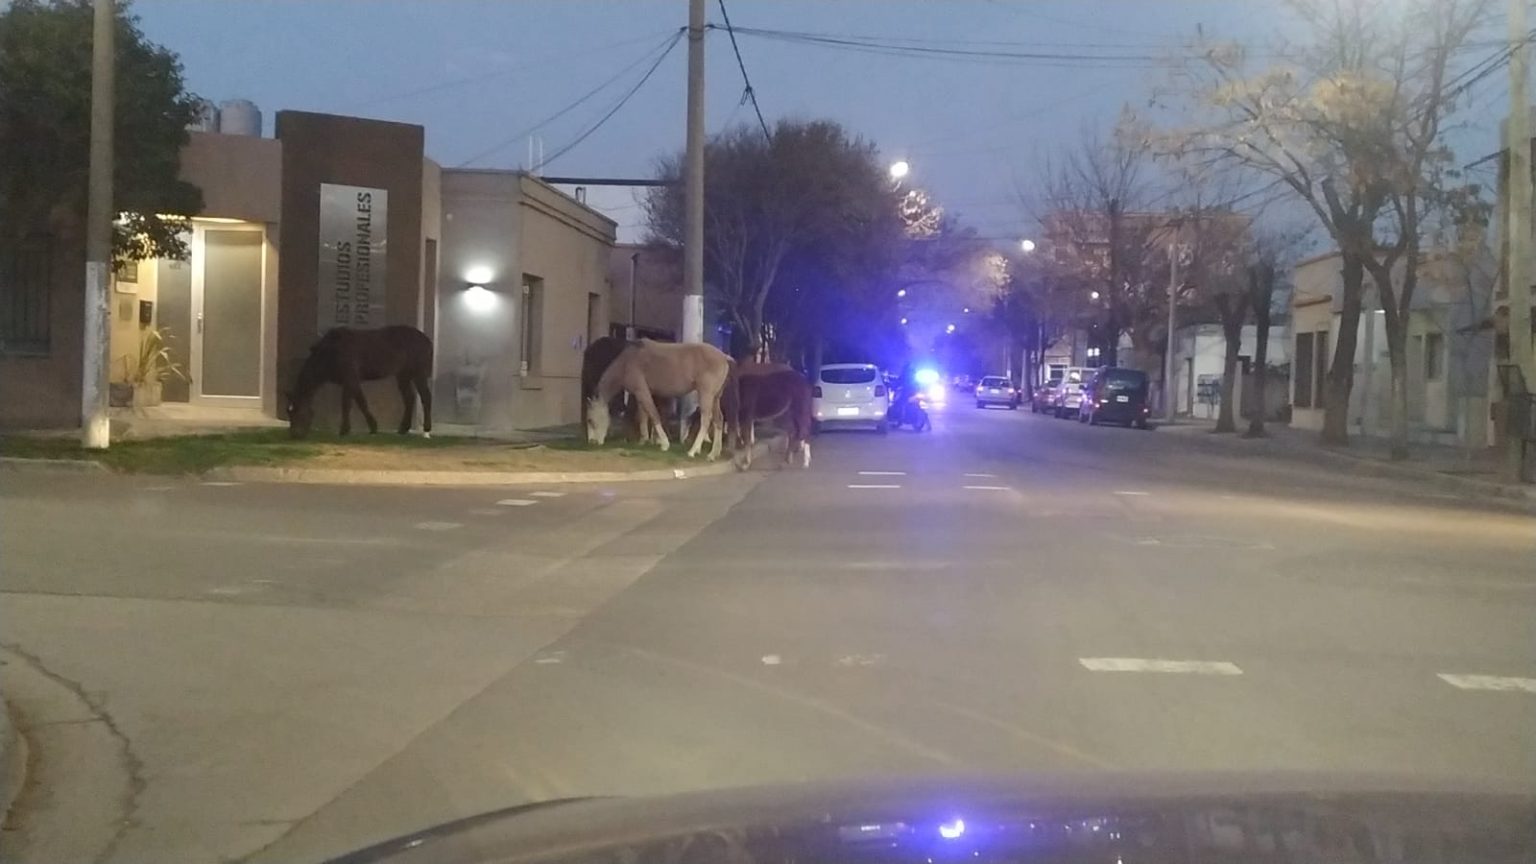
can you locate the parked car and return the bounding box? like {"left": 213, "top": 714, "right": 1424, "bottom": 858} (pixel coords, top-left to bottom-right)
{"left": 1052, "top": 367, "right": 1093, "bottom": 418}
{"left": 812, "top": 363, "right": 889, "bottom": 433}
{"left": 974, "top": 375, "right": 1019, "bottom": 409}
{"left": 1077, "top": 366, "right": 1152, "bottom": 428}
{"left": 1030, "top": 380, "right": 1061, "bottom": 414}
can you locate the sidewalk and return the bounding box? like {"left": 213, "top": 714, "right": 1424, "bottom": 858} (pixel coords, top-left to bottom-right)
{"left": 1158, "top": 419, "right": 1536, "bottom": 507}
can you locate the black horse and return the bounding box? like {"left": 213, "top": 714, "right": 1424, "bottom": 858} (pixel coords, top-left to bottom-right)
{"left": 286, "top": 325, "right": 433, "bottom": 439}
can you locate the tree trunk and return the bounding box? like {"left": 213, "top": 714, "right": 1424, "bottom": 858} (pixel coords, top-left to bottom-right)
{"left": 1321, "top": 254, "right": 1365, "bottom": 446}
{"left": 1215, "top": 308, "right": 1243, "bottom": 433}
{"left": 1245, "top": 270, "right": 1272, "bottom": 438}
{"left": 1385, "top": 325, "right": 1410, "bottom": 460}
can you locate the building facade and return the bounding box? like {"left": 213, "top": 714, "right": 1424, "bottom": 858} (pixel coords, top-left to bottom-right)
{"left": 1287, "top": 249, "right": 1497, "bottom": 447}
{"left": 0, "top": 110, "right": 615, "bottom": 433}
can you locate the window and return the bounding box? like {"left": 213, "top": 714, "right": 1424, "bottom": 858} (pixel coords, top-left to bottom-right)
{"left": 1295, "top": 332, "right": 1314, "bottom": 408}
{"left": 519, "top": 276, "right": 543, "bottom": 376}
{"left": 820, "top": 366, "right": 878, "bottom": 384}
{"left": 1102, "top": 369, "right": 1147, "bottom": 390}
{"left": 1425, "top": 331, "right": 1444, "bottom": 381}
{"left": 0, "top": 238, "right": 52, "bottom": 355}
{"left": 1313, "top": 330, "right": 1329, "bottom": 407}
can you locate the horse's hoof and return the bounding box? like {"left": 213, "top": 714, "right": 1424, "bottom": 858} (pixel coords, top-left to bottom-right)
{"left": 422, "top": 431, "right": 432, "bottom": 440}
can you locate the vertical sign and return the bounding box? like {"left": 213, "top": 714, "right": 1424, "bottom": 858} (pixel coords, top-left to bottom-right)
{"left": 317, "top": 183, "right": 388, "bottom": 332}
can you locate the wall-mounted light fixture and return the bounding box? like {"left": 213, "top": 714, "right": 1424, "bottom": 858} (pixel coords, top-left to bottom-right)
{"left": 464, "top": 283, "right": 496, "bottom": 313}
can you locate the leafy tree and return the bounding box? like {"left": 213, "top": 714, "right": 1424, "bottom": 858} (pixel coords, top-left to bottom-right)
{"left": 643, "top": 120, "right": 905, "bottom": 360}
{"left": 0, "top": 0, "right": 203, "bottom": 263}
{"left": 1150, "top": 0, "right": 1496, "bottom": 454}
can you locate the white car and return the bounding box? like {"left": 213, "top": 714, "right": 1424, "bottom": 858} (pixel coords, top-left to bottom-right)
{"left": 812, "top": 363, "right": 889, "bottom": 433}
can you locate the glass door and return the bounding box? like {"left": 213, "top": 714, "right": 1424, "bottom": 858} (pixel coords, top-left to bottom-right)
{"left": 191, "top": 224, "right": 265, "bottom": 405}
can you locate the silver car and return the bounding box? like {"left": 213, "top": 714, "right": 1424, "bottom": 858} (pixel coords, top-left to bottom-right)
{"left": 973, "top": 375, "right": 1019, "bottom": 409}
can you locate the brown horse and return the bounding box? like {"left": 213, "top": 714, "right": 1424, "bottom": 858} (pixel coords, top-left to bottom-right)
{"left": 586, "top": 340, "right": 733, "bottom": 459}
{"left": 286, "top": 325, "right": 433, "bottom": 439}
{"left": 734, "top": 368, "right": 814, "bottom": 469}
{"left": 581, "top": 335, "right": 632, "bottom": 432}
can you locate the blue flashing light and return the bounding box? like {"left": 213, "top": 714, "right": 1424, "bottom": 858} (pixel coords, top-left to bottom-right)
{"left": 938, "top": 818, "right": 966, "bottom": 840}
{"left": 914, "top": 368, "right": 940, "bottom": 386}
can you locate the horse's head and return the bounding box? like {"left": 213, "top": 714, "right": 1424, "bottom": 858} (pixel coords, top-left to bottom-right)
{"left": 585, "top": 395, "right": 611, "bottom": 445}
{"left": 285, "top": 390, "right": 315, "bottom": 439}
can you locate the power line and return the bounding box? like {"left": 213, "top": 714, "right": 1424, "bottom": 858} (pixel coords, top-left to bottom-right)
{"left": 456, "top": 29, "right": 683, "bottom": 168}
{"left": 353, "top": 29, "right": 682, "bottom": 110}
{"left": 728, "top": 26, "right": 1168, "bottom": 69}
{"left": 537, "top": 31, "right": 685, "bottom": 171}
{"left": 711, "top": 2, "right": 772, "bottom": 143}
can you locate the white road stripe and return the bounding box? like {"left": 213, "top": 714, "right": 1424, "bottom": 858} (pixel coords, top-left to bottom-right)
{"left": 201, "top": 481, "right": 242, "bottom": 487}
{"left": 1112, "top": 490, "right": 1150, "bottom": 496}
{"left": 413, "top": 521, "right": 462, "bottom": 531}
{"left": 964, "top": 485, "right": 1010, "bottom": 491}
{"left": 847, "top": 484, "right": 901, "bottom": 490}
{"left": 530, "top": 491, "right": 565, "bottom": 498}
{"left": 858, "top": 471, "right": 906, "bottom": 476}
{"left": 496, "top": 498, "right": 537, "bottom": 506}
{"left": 964, "top": 472, "right": 996, "bottom": 478}
{"left": 1079, "top": 657, "right": 1243, "bottom": 675}
{"left": 1438, "top": 674, "right": 1536, "bottom": 693}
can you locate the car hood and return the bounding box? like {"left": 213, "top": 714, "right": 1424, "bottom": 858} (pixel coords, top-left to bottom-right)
{"left": 324, "top": 773, "right": 1536, "bottom": 864}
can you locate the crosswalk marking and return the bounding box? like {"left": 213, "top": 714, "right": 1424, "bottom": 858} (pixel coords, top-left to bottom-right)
{"left": 1437, "top": 674, "right": 1536, "bottom": 693}
{"left": 1080, "top": 657, "right": 1242, "bottom": 675}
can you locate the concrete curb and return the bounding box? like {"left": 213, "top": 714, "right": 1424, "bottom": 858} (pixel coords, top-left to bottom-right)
{"left": 0, "top": 457, "right": 109, "bottom": 474}
{"left": 1163, "top": 425, "right": 1536, "bottom": 508}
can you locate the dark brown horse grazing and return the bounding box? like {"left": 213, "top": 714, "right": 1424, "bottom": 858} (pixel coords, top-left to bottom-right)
{"left": 287, "top": 325, "right": 433, "bottom": 439}
{"left": 581, "top": 335, "right": 631, "bottom": 430}
{"left": 733, "top": 368, "right": 813, "bottom": 469}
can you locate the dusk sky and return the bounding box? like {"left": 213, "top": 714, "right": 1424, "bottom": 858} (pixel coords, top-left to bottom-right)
{"left": 131, "top": 1, "right": 1505, "bottom": 243}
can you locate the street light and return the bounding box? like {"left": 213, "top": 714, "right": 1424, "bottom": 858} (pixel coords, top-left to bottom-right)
{"left": 963, "top": 306, "right": 971, "bottom": 313}
{"left": 1020, "top": 238, "right": 1036, "bottom": 254}
{"left": 1089, "top": 290, "right": 1100, "bottom": 301}
{"left": 896, "top": 288, "right": 907, "bottom": 298}
{"left": 946, "top": 323, "right": 956, "bottom": 334}
{"left": 900, "top": 317, "right": 909, "bottom": 325}
{"left": 889, "top": 160, "right": 910, "bottom": 181}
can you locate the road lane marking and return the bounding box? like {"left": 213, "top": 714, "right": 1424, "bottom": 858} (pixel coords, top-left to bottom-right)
{"left": 858, "top": 471, "right": 906, "bottom": 476}
{"left": 1437, "top": 674, "right": 1536, "bottom": 693}
{"left": 413, "top": 521, "right": 462, "bottom": 531}
{"left": 496, "top": 498, "right": 537, "bottom": 506}
{"left": 530, "top": 491, "right": 565, "bottom": 498}
{"left": 201, "top": 481, "right": 242, "bottom": 487}
{"left": 848, "top": 484, "right": 901, "bottom": 489}
{"left": 964, "top": 485, "right": 1010, "bottom": 491}
{"left": 1112, "top": 490, "right": 1150, "bottom": 496}
{"left": 964, "top": 472, "right": 996, "bottom": 478}
{"left": 833, "top": 653, "right": 886, "bottom": 667}
{"left": 761, "top": 654, "right": 783, "bottom": 666}
{"left": 1079, "top": 658, "right": 1243, "bottom": 675}
{"left": 141, "top": 485, "right": 175, "bottom": 492}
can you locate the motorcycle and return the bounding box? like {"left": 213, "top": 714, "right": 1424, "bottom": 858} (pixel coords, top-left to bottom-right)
{"left": 886, "top": 389, "right": 931, "bottom": 432}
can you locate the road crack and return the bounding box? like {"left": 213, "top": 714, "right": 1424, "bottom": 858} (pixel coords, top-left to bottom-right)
{"left": 1, "top": 642, "right": 146, "bottom": 864}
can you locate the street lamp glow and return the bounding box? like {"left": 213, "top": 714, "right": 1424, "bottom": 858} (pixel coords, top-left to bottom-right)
{"left": 963, "top": 306, "right": 970, "bottom": 313}
{"left": 889, "top": 160, "right": 910, "bottom": 180}
{"left": 896, "top": 288, "right": 906, "bottom": 298}
{"left": 1020, "top": 238, "right": 1036, "bottom": 254}
{"left": 900, "top": 317, "right": 908, "bottom": 325}
{"left": 1090, "top": 290, "right": 1100, "bottom": 300}
{"left": 946, "top": 323, "right": 956, "bottom": 334}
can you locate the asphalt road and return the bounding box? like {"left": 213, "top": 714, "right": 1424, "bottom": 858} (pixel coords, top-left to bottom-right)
{"left": 2, "top": 404, "right": 1533, "bottom": 863}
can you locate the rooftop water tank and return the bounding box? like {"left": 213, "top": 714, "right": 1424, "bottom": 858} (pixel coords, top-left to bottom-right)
{"left": 187, "top": 98, "right": 218, "bottom": 133}
{"left": 218, "top": 99, "right": 261, "bottom": 137}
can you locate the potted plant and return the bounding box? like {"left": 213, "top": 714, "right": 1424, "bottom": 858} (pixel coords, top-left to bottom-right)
{"left": 120, "top": 326, "right": 187, "bottom": 409}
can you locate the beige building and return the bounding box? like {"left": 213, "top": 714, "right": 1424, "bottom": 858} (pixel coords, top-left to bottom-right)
{"left": 0, "top": 109, "right": 615, "bottom": 433}
{"left": 1289, "top": 249, "right": 1497, "bottom": 447}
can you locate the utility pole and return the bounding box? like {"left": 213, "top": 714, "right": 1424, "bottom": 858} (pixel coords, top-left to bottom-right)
{"left": 1164, "top": 242, "right": 1180, "bottom": 422}
{"left": 627, "top": 250, "right": 640, "bottom": 340}
{"left": 1504, "top": 0, "right": 1533, "bottom": 481}
{"left": 81, "top": 0, "right": 115, "bottom": 449}
{"left": 682, "top": 0, "right": 706, "bottom": 346}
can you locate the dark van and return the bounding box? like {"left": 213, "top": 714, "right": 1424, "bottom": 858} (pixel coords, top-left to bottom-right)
{"left": 1078, "top": 366, "right": 1152, "bottom": 428}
